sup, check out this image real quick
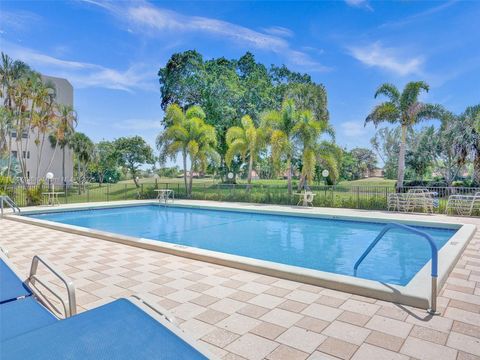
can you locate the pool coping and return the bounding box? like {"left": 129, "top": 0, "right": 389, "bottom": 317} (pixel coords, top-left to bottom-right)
{"left": 7, "top": 200, "right": 477, "bottom": 310}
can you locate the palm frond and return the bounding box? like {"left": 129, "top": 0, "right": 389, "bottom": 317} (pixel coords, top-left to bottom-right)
{"left": 365, "top": 102, "right": 400, "bottom": 126}
{"left": 400, "top": 81, "right": 429, "bottom": 112}
{"left": 374, "top": 83, "right": 400, "bottom": 103}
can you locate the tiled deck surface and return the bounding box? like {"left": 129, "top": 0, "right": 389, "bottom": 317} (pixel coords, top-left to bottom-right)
{"left": 1, "top": 201, "right": 480, "bottom": 360}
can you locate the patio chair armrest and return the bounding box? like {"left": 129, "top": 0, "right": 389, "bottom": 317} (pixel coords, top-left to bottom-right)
{"left": 129, "top": 294, "right": 175, "bottom": 323}
{"left": 28, "top": 255, "right": 77, "bottom": 317}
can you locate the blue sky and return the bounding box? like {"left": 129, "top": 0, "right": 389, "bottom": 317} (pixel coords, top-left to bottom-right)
{"left": 1, "top": 0, "right": 479, "bottom": 164}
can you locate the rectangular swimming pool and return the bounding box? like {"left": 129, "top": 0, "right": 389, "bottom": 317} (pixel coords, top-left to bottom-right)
{"left": 27, "top": 204, "right": 457, "bottom": 286}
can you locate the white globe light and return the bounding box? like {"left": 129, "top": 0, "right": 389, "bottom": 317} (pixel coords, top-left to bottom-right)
{"left": 322, "top": 169, "right": 329, "bottom": 178}
{"left": 227, "top": 172, "right": 234, "bottom": 180}
{"left": 46, "top": 172, "right": 54, "bottom": 180}
{"left": 154, "top": 174, "right": 159, "bottom": 179}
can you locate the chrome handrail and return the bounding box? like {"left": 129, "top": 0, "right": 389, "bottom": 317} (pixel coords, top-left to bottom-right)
{"left": 353, "top": 222, "right": 439, "bottom": 315}
{"left": 0, "top": 195, "right": 21, "bottom": 215}
{"left": 28, "top": 255, "right": 77, "bottom": 317}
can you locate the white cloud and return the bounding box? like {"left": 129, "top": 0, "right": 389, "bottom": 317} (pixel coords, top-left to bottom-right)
{"left": 0, "top": 10, "right": 42, "bottom": 33}
{"left": 348, "top": 42, "right": 423, "bottom": 76}
{"left": 115, "top": 119, "right": 163, "bottom": 131}
{"left": 262, "top": 26, "right": 294, "bottom": 38}
{"left": 345, "top": 0, "right": 373, "bottom": 11}
{"left": 341, "top": 121, "right": 367, "bottom": 137}
{"left": 1, "top": 41, "right": 155, "bottom": 92}
{"left": 82, "top": 0, "right": 329, "bottom": 71}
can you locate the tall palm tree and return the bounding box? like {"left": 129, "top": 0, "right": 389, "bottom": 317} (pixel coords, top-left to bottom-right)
{"left": 157, "top": 104, "right": 192, "bottom": 194}
{"left": 48, "top": 104, "right": 77, "bottom": 184}
{"left": 261, "top": 99, "right": 298, "bottom": 195}
{"left": 293, "top": 110, "right": 334, "bottom": 189}
{"left": 70, "top": 132, "right": 94, "bottom": 193}
{"left": 365, "top": 81, "right": 444, "bottom": 188}
{"left": 157, "top": 104, "right": 218, "bottom": 197}
{"left": 0, "top": 53, "right": 30, "bottom": 182}
{"left": 184, "top": 112, "right": 218, "bottom": 196}
{"left": 225, "top": 115, "right": 265, "bottom": 186}
{"left": 453, "top": 105, "right": 480, "bottom": 184}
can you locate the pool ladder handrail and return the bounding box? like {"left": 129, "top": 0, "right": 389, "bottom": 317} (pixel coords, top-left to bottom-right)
{"left": 0, "top": 195, "right": 21, "bottom": 216}
{"left": 353, "top": 222, "right": 439, "bottom": 315}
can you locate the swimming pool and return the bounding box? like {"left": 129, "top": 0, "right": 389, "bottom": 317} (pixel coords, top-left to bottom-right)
{"left": 27, "top": 204, "right": 456, "bottom": 286}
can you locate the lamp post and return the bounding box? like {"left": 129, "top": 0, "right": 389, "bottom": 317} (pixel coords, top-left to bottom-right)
{"left": 46, "top": 172, "right": 54, "bottom": 192}
{"left": 154, "top": 174, "right": 159, "bottom": 189}
{"left": 321, "top": 169, "right": 329, "bottom": 185}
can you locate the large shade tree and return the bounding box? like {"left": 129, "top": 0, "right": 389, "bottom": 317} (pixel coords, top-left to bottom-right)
{"left": 365, "top": 81, "right": 444, "bottom": 188}
{"left": 225, "top": 115, "right": 265, "bottom": 185}
{"left": 114, "top": 136, "right": 155, "bottom": 188}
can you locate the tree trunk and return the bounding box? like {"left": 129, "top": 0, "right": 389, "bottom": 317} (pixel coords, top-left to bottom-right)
{"left": 396, "top": 125, "right": 407, "bottom": 189}
{"left": 188, "top": 163, "right": 194, "bottom": 198}
{"left": 473, "top": 151, "right": 480, "bottom": 185}
{"left": 182, "top": 151, "right": 188, "bottom": 195}
{"left": 62, "top": 146, "right": 66, "bottom": 186}
{"left": 132, "top": 171, "right": 139, "bottom": 188}
{"left": 77, "top": 159, "right": 81, "bottom": 195}
{"left": 287, "top": 156, "right": 292, "bottom": 196}
{"left": 247, "top": 155, "right": 253, "bottom": 187}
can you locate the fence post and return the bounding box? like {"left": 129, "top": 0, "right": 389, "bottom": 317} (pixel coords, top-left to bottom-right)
{"left": 357, "top": 186, "right": 360, "bottom": 208}
{"left": 107, "top": 184, "right": 109, "bottom": 202}
{"left": 124, "top": 184, "right": 127, "bottom": 200}
{"left": 87, "top": 187, "right": 90, "bottom": 203}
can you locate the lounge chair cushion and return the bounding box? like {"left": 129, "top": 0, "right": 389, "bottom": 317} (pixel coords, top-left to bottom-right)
{"left": 0, "top": 259, "right": 32, "bottom": 303}
{"left": 1, "top": 298, "right": 208, "bottom": 359}
{"left": 0, "top": 296, "right": 57, "bottom": 341}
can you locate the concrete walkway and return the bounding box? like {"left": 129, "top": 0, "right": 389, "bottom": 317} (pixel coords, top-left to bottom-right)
{"left": 1, "top": 201, "right": 479, "bottom": 359}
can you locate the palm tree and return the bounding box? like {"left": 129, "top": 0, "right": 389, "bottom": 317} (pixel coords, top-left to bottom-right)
{"left": 157, "top": 104, "right": 191, "bottom": 194}
{"left": 453, "top": 105, "right": 480, "bottom": 184}
{"left": 225, "top": 115, "right": 265, "bottom": 186}
{"left": 157, "top": 104, "right": 218, "bottom": 197}
{"left": 293, "top": 110, "right": 334, "bottom": 189}
{"left": 261, "top": 99, "right": 298, "bottom": 195}
{"left": 184, "top": 111, "right": 218, "bottom": 196}
{"left": 48, "top": 104, "right": 77, "bottom": 184}
{"left": 365, "top": 81, "right": 444, "bottom": 188}
{"left": 70, "top": 132, "right": 94, "bottom": 193}
{"left": 0, "top": 53, "right": 30, "bottom": 181}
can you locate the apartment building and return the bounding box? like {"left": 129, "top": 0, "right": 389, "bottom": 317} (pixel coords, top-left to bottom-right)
{"left": 7, "top": 75, "right": 74, "bottom": 184}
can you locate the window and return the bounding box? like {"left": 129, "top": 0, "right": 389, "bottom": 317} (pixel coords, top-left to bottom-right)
{"left": 11, "top": 151, "right": 17, "bottom": 158}
{"left": 10, "top": 131, "right": 28, "bottom": 138}
{"left": 22, "top": 151, "right": 30, "bottom": 159}
{"left": 27, "top": 171, "right": 30, "bottom": 179}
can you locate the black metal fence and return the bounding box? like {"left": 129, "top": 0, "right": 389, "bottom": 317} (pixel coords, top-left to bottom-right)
{"left": 1, "top": 182, "right": 479, "bottom": 216}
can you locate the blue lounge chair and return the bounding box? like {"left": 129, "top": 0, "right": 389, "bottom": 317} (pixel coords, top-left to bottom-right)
{"left": 0, "top": 256, "right": 32, "bottom": 303}
{"left": 0, "top": 251, "right": 214, "bottom": 359}
{"left": 2, "top": 297, "right": 212, "bottom": 359}
{"left": 0, "top": 253, "right": 76, "bottom": 341}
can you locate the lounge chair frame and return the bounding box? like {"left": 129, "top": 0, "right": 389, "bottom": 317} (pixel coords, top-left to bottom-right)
{"left": 0, "top": 251, "right": 76, "bottom": 318}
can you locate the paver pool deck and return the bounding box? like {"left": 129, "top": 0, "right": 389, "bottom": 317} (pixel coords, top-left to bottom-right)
{"left": 1, "top": 200, "right": 479, "bottom": 360}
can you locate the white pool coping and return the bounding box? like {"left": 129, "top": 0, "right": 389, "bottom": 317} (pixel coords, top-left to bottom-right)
{"left": 7, "top": 200, "right": 477, "bottom": 309}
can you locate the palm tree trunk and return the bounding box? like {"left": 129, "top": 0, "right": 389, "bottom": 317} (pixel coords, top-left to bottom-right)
{"left": 397, "top": 125, "right": 407, "bottom": 189}
{"left": 182, "top": 151, "right": 188, "bottom": 194}
{"left": 62, "top": 146, "right": 66, "bottom": 189}
{"left": 247, "top": 155, "right": 253, "bottom": 186}
{"left": 77, "top": 159, "right": 81, "bottom": 195}
{"left": 473, "top": 150, "right": 480, "bottom": 185}
{"left": 287, "top": 156, "right": 292, "bottom": 196}
{"left": 188, "top": 163, "right": 194, "bottom": 198}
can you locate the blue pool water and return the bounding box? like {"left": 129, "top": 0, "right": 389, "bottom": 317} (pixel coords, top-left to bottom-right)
{"left": 27, "top": 205, "right": 457, "bottom": 285}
